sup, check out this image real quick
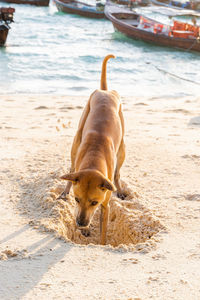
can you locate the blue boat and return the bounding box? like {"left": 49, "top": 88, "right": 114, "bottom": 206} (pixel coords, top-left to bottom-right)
{"left": 54, "top": 0, "right": 105, "bottom": 18}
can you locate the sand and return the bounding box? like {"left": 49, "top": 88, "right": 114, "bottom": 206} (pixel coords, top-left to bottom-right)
{"left": 0, "top": 93, "right": 200, "bottom": 299}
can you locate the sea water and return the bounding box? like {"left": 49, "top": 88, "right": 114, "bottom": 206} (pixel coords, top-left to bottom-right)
{"left": 0, "top": 2, "right": 199, "bottom": 99}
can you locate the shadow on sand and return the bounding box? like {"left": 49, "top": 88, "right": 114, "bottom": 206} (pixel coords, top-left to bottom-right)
{"left": 0, "top": 225, "right": 73, "bottom": 300}
{"left": 188, "top": 115, "right": 200, "bottom": 128}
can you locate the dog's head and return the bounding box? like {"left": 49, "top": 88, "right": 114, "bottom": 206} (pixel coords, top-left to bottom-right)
{"left": 61, "top": 169, "right": 115, "bottom": 228}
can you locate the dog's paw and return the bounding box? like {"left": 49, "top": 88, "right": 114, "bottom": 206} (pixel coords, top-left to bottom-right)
{"left": 117, "top": 192, "right": 127, "bottom": 200}
{"left": 81, "top": 228, "right": 90, "bottom": 237}
{"left": 57, "top": 191, "right": 68, "bottom": 201}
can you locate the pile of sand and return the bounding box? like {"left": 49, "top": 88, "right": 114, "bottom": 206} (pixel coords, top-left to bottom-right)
{"left": 0, "top": 248, "right": 29, "bottom": 261}
{"left": 21, "top": 170, "right": 164, "bottom": 250}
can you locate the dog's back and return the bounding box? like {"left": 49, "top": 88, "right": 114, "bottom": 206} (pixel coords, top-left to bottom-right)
{"left": 81, "top": 55, "right": 122, "bottom": 151}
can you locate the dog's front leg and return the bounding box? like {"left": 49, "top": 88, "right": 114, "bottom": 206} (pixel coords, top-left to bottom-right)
{"left": 100, "top": 204, "right": 109, "bottom": 245}
{"left": 114, "top": 139, "right": 126, "bottom": 199}
{"left": 58, "top": 166, "right": 74, "bottom": 200}
{"left": 59, "top": 99, "right": 91, "bottom": 200}
{"left": 58, "top": 181, "right": 72, "bottom": 200}
{"left": 100, "top": 192, "right": 111, "bottom": 245}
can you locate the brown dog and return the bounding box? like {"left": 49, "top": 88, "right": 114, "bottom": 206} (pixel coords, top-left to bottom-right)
{"left": 60, "top": 54, "right": 125, "bottom": 245}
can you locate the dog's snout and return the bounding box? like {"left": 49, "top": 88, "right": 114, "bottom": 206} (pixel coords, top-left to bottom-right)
{"left": 76, "top": 218, "right": 88, "bottom": 227}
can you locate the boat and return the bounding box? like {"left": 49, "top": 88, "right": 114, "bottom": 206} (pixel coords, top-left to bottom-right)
{"left": 0, "top": 0, "right": 49, "bottom": 6}
{"left": 0, "top": 7, "right": 15, "bottom": 46}
{"left": 151, "top": 0, "right": 200, "bottom": 11}
{"left": 111, "top": 0, "right": 150, "bottom": 7}
{"left": 54, "top": 0, "right": 105, "bottom": 18}
{"left": 139, "top": 5, "right": 200, "bottom": 17}
{"left": 105, "top": 2, "right": 200, "bottom": 52}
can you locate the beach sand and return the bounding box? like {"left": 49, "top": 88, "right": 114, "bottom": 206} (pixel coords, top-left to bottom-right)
{"left": 0, "top": 93, "right": 200, "bottom": 299}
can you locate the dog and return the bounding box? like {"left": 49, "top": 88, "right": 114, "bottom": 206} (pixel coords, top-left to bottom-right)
{"left": 60, "top": 54, "right": 125, "bottom": 245}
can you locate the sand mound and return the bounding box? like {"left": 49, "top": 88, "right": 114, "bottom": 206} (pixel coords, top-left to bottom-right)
{"left": 0, "top": 248, "right": 29, "bottom": 261}
{"left": 20, "top": 171, "right": 164, "bottom": 250}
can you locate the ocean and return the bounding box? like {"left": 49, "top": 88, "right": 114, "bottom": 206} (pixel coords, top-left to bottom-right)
{"left": 0, "top": 2, "right": 199, "bottom": 99}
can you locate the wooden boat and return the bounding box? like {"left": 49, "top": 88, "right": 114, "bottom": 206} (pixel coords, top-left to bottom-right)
{"left": 0, "top": 7, "right": 15, "bottom": 46}
{"left": 112, "top": 0, "right": 149, "bottom": 7}
{"left": 0, "top": 0, "right": 49, "bottom": 6}
{"left": 141, "top": 5, "right": 200, "bottom": 17}
{"left": 105, "top": 2, "right": 200, "bottom": 52}
{"left": 151, "top": 0, "right": 200, "bottom": 11}
{"left": 54, "top": 0, "right": 105, "bottom": 18}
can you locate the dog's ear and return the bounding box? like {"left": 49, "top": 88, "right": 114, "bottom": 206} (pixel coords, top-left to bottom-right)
{"left": 60, "top": 173, "right": 80, "bottom": 183}
{"left": 100, "top": 178, "right": 116, "bottom": 192}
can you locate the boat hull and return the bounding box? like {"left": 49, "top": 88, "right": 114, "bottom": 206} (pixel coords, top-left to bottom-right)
{"left": 0, "top": 24, "right": 9, "bottom": 46}
{"left": 113, "top": 22, "right": 200, "bottom": 52}
{"left": 105, "top": 5, "right": 200, "bottom": 52}
{"left": 151, "top": 0, "right": 200, "bottom": 11}
{"left": 55, "top": 0, "right": 105, "bottom": 18}
{"left": 0, "top": 0, "right": 49, "bottom": 6}
{"left": 113, "top": 0, "right": 149, "bottom": 6}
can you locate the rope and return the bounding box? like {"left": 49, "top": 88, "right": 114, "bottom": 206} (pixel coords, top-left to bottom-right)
{"left": 184, "top": 38, "right": 199, "bottom": 52}
{"left": 146, "top": 62, "right": 200, "bottom": 85}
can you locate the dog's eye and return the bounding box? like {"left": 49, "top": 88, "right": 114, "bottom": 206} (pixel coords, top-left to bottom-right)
{"left": 99, "top": 184, "right": 105, "bottom": 191}
{"left": 75, "top": 197, "right": 80, "bottom": 203}
{"left": 91, "top": 201, "right": 98, "bottom": 206}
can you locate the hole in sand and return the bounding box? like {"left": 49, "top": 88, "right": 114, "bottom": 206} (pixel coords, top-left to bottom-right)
{"left": 20, "top": 172, "right": 164, "bottom": 250}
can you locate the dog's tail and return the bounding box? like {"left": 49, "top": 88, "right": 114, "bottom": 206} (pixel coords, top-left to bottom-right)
{"left": 100, "top": 54, "right": 115, "bottom": 90}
